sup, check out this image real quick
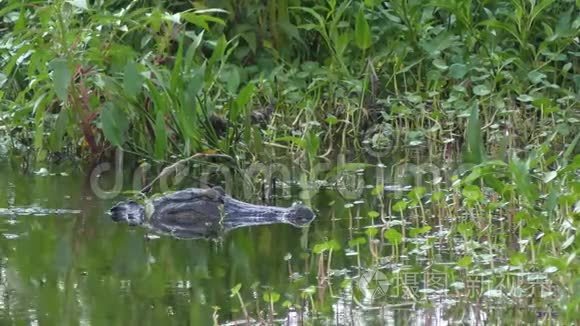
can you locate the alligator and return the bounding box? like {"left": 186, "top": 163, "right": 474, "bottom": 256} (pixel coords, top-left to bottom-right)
{"left": 109, "top": 187, "right": 315, "bottom": 238}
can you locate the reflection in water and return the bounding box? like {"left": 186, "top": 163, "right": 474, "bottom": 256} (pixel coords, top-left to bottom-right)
{"left": 0, "top": 161, "right": 563, "bottom": 325}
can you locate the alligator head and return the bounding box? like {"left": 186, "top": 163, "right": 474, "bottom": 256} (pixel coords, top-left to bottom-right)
{"left": 110, "top": 200, "right": 145, "bottom": 226}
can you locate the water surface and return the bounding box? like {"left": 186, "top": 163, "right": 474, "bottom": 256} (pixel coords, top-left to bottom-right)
{"left": 0, "top": 159, "right": 563, "bottom": 325}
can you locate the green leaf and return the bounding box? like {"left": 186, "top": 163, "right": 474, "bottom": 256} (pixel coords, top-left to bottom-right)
{"left": 230, "top": 284, "right": 241, "bottom": 296}
{"left": 208, "top": 35, "right": 227, "bottom": 68}
{"left": 408, "top": 186, "right": 426, "bottom": 203}
{"left": 473, "top": 85, "right": 490, "bottom": 96}
{"left": 383, "top": 228, "right": 402, "bottom": 245}
{"left": 354, "top": 9, "right": 371, "bottom": 50}
{"left": 457, "top": 256, "right": 473, "bottom": 267}
{"left": 409, "top": 225, "right": 431, "bottom": 237}
{"left": 100, "top": 102, "right": 128, "bottom": 147}
{"left": 449, "top": 63, "right": 467, "bottom": 79}
{"left": 509, "top": 155, "right": 539, "bottom": 204}
{"left": 263, "top": 291, "right": 280, "bottom": 303}
{"left": 236, "top": 83, "right": 255, "bottom": 108}
{"left": 327, "top": 239, "right": 342, "bottom": 251}
{"left": 313, "top": 242, "right": 328, "bottom": 254}
{"left": 123, "top": 61, "right": 143, "bottom": 98}
{"left": 463, "top": 103, "right": 485, "bottom": 164}
{"left": 365, "top": 227, "right": 379, "bottom": 238}
{"left": 509, "top": 252, "right": 527, "bottom": 266}
{"left": 527, "top": 71, "right": 546, "bottom": 84}
{"left": 154, "top": 111, "right": 167, "bottom": 160}
{"left": 49, "top": 58, "right": 71, "bottom": 101}
{"left": 348, "top": 237, "right": 367, "bottom": 247}
{"left": 367, "top": 210, "right": 380, "bottom": 219}
{"left": 392, "top": 200, "right": 408, "bottom": 213}
{"left": 421, "top": 32, "right": 455, "bottom": 55}
{"left": 462, "top": 184, "right": 483, "bottom": 202}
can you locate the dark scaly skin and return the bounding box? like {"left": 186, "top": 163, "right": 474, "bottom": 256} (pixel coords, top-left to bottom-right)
{"left": 110, "top": 187, "right": 315, "bottom": 238}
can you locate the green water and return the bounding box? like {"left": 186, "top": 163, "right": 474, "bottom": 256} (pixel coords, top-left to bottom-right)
{"left": 0, "top": 159, "right": 564, "bottom": 325}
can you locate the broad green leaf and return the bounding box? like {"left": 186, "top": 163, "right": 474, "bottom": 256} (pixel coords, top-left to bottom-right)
{"left": 354, "top": 9, "right": 371, "bottom": 50}
{"left": 348, "top": 237, "right": 367, "bottom": 247}
{"left": 263, "top": 291, "right": 280, "bottom": 303}
{"left": 457, "top": 256, "right": 473, "bottom": 267}
{"left": 420, "top": 32, "right": 455, "bottom": 55}
{"left": 408, "top": 186, "right": 426, "bottom": 202}
{"left": 449, "top": 63, "right": 467, "bottom": 79}
{"left": 313, "top": 242, "right": 328, "bottom": 254}
{"left": 367, "top": 210, "right": 380, "bottom": 219}
{"left": 509, "top": 252, "right": 527, "bottom": 266}
{"left": 364, "top": 228, "right": 379, "bottom": 240}
{"left": 463, "top": 103, "right": 485, "bottom": 164}
{"left": 509, "top": 155, "right": 539, "bottom": 204}
{"left": 392, "top": 200, "right": 407, "bottom": 213}
{"left": 236, "top": 83, "right": 255, "bottom": 108}
{"left": 409, "top": 225, "right": 431, "bottom": 237}
{"left": 100, "top": 102, "right": 128, "bottom": 147}
{"left": 383, "top": 228, "right": 402, "bottom": 245}
{"left": 49, "top": 58, "right": 71, "bottom": 101}
{"left": 462, "top": 184, "right": 483, "bottom": 202}
{"left": 473, "top": 85, "right": 490, "bottom": 96}
{"left": 123, "top": 61, "right": 143, "bottom": 98}
{"left": 527, "top": 70, "right": 546, "bottom": 84}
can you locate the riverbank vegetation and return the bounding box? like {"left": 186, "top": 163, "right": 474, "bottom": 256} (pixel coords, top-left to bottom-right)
{"left": 0, "top": 0, "right": 578, "bottom": 324}
{"left": 1, "top": 0, "right": 577, "bottom": 162}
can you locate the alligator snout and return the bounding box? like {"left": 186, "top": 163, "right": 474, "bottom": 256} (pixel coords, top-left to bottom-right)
{"left": 109, "top": 201, "right": 145, "bottom": 226}
{"left": 286, "top": 203, "right": 316, "bottom": 227}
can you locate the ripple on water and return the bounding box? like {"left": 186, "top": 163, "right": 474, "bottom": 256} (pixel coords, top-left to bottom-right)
{"left": 0, "top": 207, "right": 81, "bottom": 217}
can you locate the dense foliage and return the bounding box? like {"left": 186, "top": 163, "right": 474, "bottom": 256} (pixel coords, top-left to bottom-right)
{"left": 0, "top": 0, "right": 577, "bottom": 162}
